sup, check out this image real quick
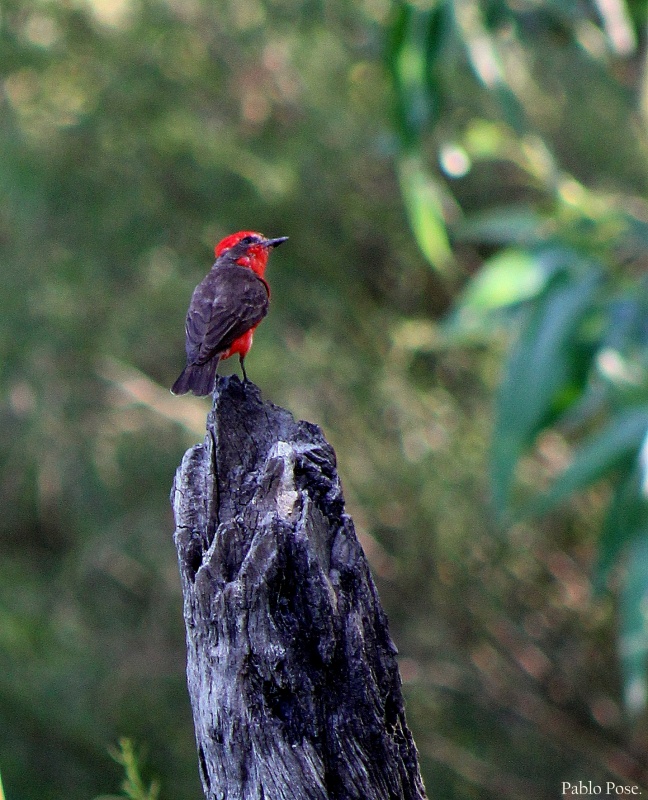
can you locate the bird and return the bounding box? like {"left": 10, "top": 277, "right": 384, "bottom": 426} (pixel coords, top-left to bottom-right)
{"left": 171, "top": 231, "right": 288, "bottom": 396}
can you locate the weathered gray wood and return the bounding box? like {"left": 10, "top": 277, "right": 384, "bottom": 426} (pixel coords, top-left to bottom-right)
{"left": 171, "top": 376, "right": 428, "bottom": 800}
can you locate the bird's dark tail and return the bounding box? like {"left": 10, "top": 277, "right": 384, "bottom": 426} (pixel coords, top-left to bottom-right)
{"left": 171, "top": 359, "right": 220, "bottom": 396}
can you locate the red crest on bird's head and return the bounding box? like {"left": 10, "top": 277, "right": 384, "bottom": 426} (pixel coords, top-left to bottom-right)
{"left": 215, "top": 231, "right": 263, "bottom": 257}
{"left": 214, "top": 230, "right": 288, "bottom": 277}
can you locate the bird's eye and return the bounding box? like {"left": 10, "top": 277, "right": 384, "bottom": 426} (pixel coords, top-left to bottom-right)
{"left": 240, "top": 236, "right": 255, "bottom": 245}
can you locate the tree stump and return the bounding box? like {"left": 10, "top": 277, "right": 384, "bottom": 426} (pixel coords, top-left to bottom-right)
{"left": 171, "top": 376, "right": 428, "bottom": 800}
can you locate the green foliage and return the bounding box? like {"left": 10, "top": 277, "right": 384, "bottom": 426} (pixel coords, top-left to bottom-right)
{"left": 386, "top": 0, "right": 648, "bottom": 722}
{"left": 455, "top": 247, "right": 547, "bottom": 314}
{"left": 397, "top": 155, "right": 454, "bottom": 274}
{"left": 620, "top": 537, "right": 648, "bottom": 712}
{"left": 95, "top": 739, "right": 160, "bottom": 800}
{"left": 536, "top": 409, "right": 648, "bottom": 520}
{"left": 492, "top": 265, "right": 601, "bottom": 512}
{"left": 3, "top": 0, "right": 648, "bottom": 797}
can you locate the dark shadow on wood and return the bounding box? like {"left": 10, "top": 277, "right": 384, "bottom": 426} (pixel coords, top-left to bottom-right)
{"left": 171, "top": 376, "right": 428, "bottom": 800}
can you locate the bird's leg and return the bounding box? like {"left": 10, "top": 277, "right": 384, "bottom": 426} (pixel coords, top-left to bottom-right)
{"left": 240, "top": 355, "right": 248, "bottom": 383}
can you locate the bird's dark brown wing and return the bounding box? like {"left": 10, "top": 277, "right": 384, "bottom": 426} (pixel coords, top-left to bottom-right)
{"left": 184, "top": 265, "right": 269, "bottom": 365}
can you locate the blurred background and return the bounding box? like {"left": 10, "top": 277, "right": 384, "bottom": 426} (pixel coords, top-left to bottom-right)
{"left": 4, "top": 0, "right": 648, "bottom": 797}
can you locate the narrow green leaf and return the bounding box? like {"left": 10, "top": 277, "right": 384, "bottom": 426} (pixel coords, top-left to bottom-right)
{"left": 423, "top": 2, "right": 450, "bottom": 92}
{"left": 602, "top": 288, "right": 648, "bottom": 353}
{"left": 493, "top": 84, "right": 526, "bottom": 135}
{"left": 619, "top": 536, "right": 648, "bottom": 713}
{"left": 386, "top": 4, "right": 441, "bottom": 145}
{"left": 491, "top": 270, "right": 600, "bottom": 512}
{"left": 537, "top": 406, "right": 648, "bottom": 515}
{"left": 594, "top": 464, "right": 648, "bottom": 593}
{"left": 455, "top": 207, "right": 551, "bottom": 246}
{"left": 397, "top": 156, "right": 453, "bottom": 274}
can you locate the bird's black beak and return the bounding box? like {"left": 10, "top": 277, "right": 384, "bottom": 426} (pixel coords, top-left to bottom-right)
{"left": 264, "top": 236, "right": 289, "bottom": 249}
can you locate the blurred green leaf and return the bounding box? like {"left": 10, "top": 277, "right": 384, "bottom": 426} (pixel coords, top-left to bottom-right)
{"left": 620, "top": 536, "right": 648, "bottom": 713}
{"left": 600, "top": 286, "right": 648, "bottom": 354}
{"left": 492, "top": 269, "right": 601, "bottom": 512}
{"left": 595, "top": 463, "right": 648, "bottom": 593}
{"left": 619, "top": 212, "right": 648, "bottom": 252}
{"left": 535, "top": 407, "right": 648, "bottom": 514}
{"left": 492, "top": 84, "right": 526, "bottom": 135}
{"left": 443, "top": 248, "right": 547, "bottom": 339}
{"left": 386, "top": 2, "right": 446, "bottom": 146}
{"left": 455, "top": 207, "right": 551, "bottom": 246}
{"left": 459, "top": 248, "right": 545, "bottom": 308}
{"left": 397, "top": 155, "right": 453, "bottom": 274}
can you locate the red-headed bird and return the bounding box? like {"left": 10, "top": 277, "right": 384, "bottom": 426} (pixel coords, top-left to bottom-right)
{"left": 171, "top": 231, "right": 288, "bottom": 396}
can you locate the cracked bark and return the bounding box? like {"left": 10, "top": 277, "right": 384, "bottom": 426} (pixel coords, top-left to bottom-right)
{"left": 171, "top": 376, "right": 428, "bottom": 800}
